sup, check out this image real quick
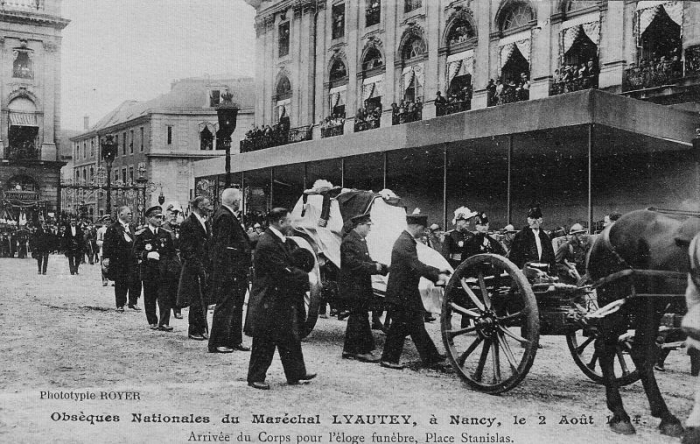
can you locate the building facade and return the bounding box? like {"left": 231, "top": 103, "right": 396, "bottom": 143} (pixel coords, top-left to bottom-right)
{"left": 68, "top": 76, "right": 254, "bottom": 220}
{"left": 195, "top": 0, "right": 700, "bottom": 230}
{"left": 0, "top": 0, "right": 69, "bottom": 224}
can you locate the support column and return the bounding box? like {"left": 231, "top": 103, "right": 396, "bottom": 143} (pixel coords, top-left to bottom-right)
{"left": 507, "top": 135, "right": 513, "bottom": 225}
{"left": 599, "top": 1, "right": 626, "bottom": 90}
{"left": 382, "top": 151, "right": 387, "bottom": 189}
{"left": 303, "top": 163, "right": 308, "bottom": 190}
{"left": 443, "top": 145, "right": 448, "bottom": 230}
{"left": 269, "top": 168, "right": 275, "bottom": 209}
{"left": 241, "top": 172, "right": 246, "bottom": 214}
{"left": 587, "top": 124, "right": 594, "bottom": 232}
{"left": 471, "top": 0, "right": 493, "bottom": 110}
{"left": 340, "top": 158, "right": 345, "bottom": 188}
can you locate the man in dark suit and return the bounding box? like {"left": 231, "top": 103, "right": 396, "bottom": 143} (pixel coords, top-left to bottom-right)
{"left": 178, "top": 196, "right": 213, "bottom": 340}
{"left": 340, "top": 214, "right": 387, "bottom": 362}
{"left": 508, "top": 205, "right": 556, "bottom": 271}
{"left": 62, "top": 217, "right": 84, "bottom": 275}
{"left": 133, "top": 206, "right": 176, "bottom": 331}
{"left": 103, "top": 206, "right": 141, "bottom": 312}
{"left": 246, "top": 207, "right": 316, "bottom": 390}
{"left": 380, "top": 214, "right": 451, "bottom": 370}
{"left": 32, "top": 222, "right": 53, "bottom": 275}
{"left": 208, "top": 188, "right": 252, "bottom": 353}
{"left": 463, "top": 212, "right": 506, "bottom": 259}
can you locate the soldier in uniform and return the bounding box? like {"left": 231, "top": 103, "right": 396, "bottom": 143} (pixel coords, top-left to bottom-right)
{"left": 442, "top": 206, "right": 478, "bottom": 268}
{"left": 162, "top": 202, "right": 183, "bottom": 320}
{"left": 462, "top": 212, "right": 506, "bottom": 258}
{"left": 133, "top": 206, "right": 176, "bottom": 331}
{"left": 555, "top": 223, "right": 589, "bottom": 283}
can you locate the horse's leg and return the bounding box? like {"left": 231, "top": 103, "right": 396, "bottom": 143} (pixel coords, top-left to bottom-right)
{"left": 596, "top": 310, "right": 635, "bottom": 434}
{"left": 683, "top": 371, "right": 700, "bottom": 444}
{"left": 628, "top": 299, "right": 683, "bottom": 437}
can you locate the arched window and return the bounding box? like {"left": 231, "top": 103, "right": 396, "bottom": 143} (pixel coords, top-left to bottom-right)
{"left": 402, "top": 37, "right": 426, "bottom": 61}
{"left": 200, "top": 126, "right": 214, "bottom": 151}
{"left": 329, "top": 59, "right": 347, "bottom": 82}
{"left": 362, "top": 47, "right": 383, "bottom": 72}
{"left": 639, "top": 7, "right": 681, "bottom": 63}
{"left": 276, "top": 75, "right": 292, "bottom": 99}
{"left": 446, "top": 18, "right": 476, "bottom": 47}
{"left": 564, "top": 0, "right": 598, "bottom": 14}
{"left": 7, "top": 97, "right": 38, "bottom": 159}
{"left": 498, "top": 1, "right": 534, "bottom": 33}
{"left": 7, "top": 175, "right": 37, "bottom": 192}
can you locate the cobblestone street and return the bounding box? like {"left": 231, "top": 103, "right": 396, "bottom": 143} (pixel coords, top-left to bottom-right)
{"left": 0, "top": 255, "right": 696, "bottom": 444}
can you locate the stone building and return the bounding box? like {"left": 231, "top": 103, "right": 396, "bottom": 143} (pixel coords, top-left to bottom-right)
{"left": 0, "top": 0, "right": 69, "bottom": 223}
{"left": 195, "top": 0, "right": 700, "bottom": 230}
{"left": 69, "top": 76, "right": 254, "bottom": 221}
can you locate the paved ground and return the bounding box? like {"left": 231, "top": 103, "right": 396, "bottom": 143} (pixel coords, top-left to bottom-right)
{"left": 0, "top": 255, "right": 697, "bottom": 444}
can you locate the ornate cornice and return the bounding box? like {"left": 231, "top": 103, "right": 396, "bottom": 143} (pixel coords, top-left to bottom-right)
{"left": 0, "top": 10, "right": 70, "bottom": 30}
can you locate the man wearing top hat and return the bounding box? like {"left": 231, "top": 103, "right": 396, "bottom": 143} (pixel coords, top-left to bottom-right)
{"left": 380, "top": 213, "right": 451, "bottom": 370}
{"left": 463, "top": 212, "right": 506, "bottom": 259}
{"left": 508, "top": 204, "right": 556, "bottom": 271}
{"left": 442, "top": 206, "right": 477, "bottom": 268}
{"left": 339, "top": 213, "right": 388, "bottom": 362}
{"left": 133, "top": 205, "right": 176, "bottom": 331}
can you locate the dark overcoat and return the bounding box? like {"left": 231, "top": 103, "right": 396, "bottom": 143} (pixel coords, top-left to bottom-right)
{"left": 208, "top": 206, "right": 251, "bottom": 304}
{"left": 62, "top": 225, "right": 84, "bottom": 255}
{"left": 244, "top": 229, "right": 309, "bottom": 341}
{"left": 102, "top": 222, "right": 137, "bottom": 279}
{"left": 463, "top": 232, "right": 506, "bottom": 259}
{"left": 508, "top": 226, "right": 556, "bottom": 269}
{"left": 31, "top": 228, "right": 54, "bottom": 254}
{"left": 338, "top": 229, "right": 382, "bottom": 302}
{"left": 177, "top": 214, "right": 211, "bottom": 308}
{"left": 133, "top": 227, "right": 175, "bottom": 282}
{"left": 385, "top": 230, "right": 441, "bottom": 312}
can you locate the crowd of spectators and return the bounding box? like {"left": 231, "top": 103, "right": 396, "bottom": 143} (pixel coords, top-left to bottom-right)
{"left": 354, "top": 104, "right": 382, "bottom": 132}
{"left": 551, "top": 59, "right": 599, "bottom": 95}
{"left": 320, "top": 113, "right": 345, "bottom": 138}
{"left": 435, "top": 85, "right": 472, "bottom": 116}
{"left": 391, "top": 99, "right": 423, "bottom": 125}
{"left": 624, "top": 54, "right": 683, "bottom": 91}
{"left": 241, "top": 113, "right": 292, "bottom": 153}
{"left": 487, "top": 72, "right": 530, "bottom": 107}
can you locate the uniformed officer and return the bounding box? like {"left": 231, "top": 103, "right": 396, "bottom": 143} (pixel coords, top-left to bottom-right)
{"left": 442, "top": 206, "right": 477, "bottom": 268}
{"left": 162, "top": 202, "right": 183, "bottom": 320}
{"left": 555, "top": 223, "right": 589, "bottom": 282}
{"left": 133, "top": 206, "right": 176, "bottom": 331}
{"left": 462, "top": 212, "right": 506, "bottom": 258}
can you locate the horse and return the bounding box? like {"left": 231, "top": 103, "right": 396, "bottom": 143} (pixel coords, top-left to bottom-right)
{"left": 586, "top": 209, "right": 700, "bottom": 439}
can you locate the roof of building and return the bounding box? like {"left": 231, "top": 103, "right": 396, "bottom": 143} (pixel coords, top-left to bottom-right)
{"left": 74, "top": 76, "right": 255, "bottom": 139}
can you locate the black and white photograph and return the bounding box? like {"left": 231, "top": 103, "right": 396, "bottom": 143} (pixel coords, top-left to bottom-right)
{"left": 1, "top": 0, "right": 700, "bottom": 443}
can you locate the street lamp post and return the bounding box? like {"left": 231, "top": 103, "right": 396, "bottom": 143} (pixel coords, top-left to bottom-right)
{"left": 216, "top": 92, "right": 239, "bottom": 188}
{"left": 100, "top": 135, "right": 117, "bottom": 217}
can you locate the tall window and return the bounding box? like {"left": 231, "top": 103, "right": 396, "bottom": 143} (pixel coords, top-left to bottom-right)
{"left": 129, "top": 166, "right": 134, "bottom": 184}
{"left": 140, "top": 127, "right": 144, "bottom": 151}
{"left": 13, "top": 51, "right": 33, "bottom": 79}
{"left": 83, "top": 168, "right": 87, "bottom": 183}
{"left": 90, "top": 140, "right": 95, "bottom": 157}
{"left": 167, "top": 126, "right": 173, "bottom": 145}
{"left": 279, "top": 22, "right": 290, "bottom": 57}
{"left": 200, "top": 127, "right": 214, "bottom": 150}
{"left": 115, "top": 134, "right": 119, "bottom": 157}
{"left": 75, "top": 170, "right": 80, "bottom": 183}
{"left": 209, "top": 90, "right": 221, "bottom": 107}
{"left": 83, "top": 142, "right": 87, "bottom": 159}
{"left": 329, "top": 59, "right": 347, "bottom": 84}
{"left": 129, "top": 130, "right": 134, "bottom": 154}
{"left": 366, "top": 0, "right": 380, "bottom": 27}
{"left": 404, "top": 0, "right": 421, "bottom": 13}
{"left": 499, "top": 1, "right": 534, "bottom": 33}
{"left": 122, "top": 132, "right": 126, "bottom": 155}
{"left": 89, "top": 166, "right": 94, "bottom": 182}
{"left": 332, "top": 4, "right": 345, "bottom": 39}
{"left": 121, "top": 168, "right": 127, "bottom": 184}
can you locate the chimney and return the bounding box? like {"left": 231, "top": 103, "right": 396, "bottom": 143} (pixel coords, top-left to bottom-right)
{"left": 83, "top": 115, "right": 90, "bottom": 130}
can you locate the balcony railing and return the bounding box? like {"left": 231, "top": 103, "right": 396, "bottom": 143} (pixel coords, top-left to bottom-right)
{"left": 2, "top": 0, "right": 44, "bottom": 10}
{"left": 354, "top": 117, "right": 380, "bottom": 133}
{"left": 436, "top": 100, "right": 470, "bottom": 116}
{"left": 488, "top": 85, "right": 529, "bottom": 107}
{"left": 623, "top": 59, "right": 684, "bottom": 92}
{"left": 392, "top": 106, "right": 423, "bottom": 125}
{"left": 5, "top": 144, "right": 39, "bottom": 160}
{"left": 240, "top": 125, "right": 312, "bottom": 153}
{"left": 550, "top": 74, "right": 599, "bottom": 96}
{"left": 321, "top": 124, "right": 344, "bottom": 138}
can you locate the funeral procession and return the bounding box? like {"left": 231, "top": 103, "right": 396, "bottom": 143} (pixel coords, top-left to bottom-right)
{"left": 3, "top": 1, "right": 700, "bottom": 443}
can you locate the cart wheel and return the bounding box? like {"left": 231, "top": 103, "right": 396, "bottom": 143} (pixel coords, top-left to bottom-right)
{"left": 442, "top": 254, "right": 539, "bottom": 394}
{"left": 565, "top": 292, "right": 640, "bottom": 386}
{"left": 289, "top": 236, "right": 321, "bottom": 338}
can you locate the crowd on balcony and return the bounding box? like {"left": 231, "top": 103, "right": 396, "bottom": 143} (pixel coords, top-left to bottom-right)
{"left": 487, "top": 72, "right": 530, "bottom": 106}
{"left": 624, "top": 55, "right": 683, "bottom": 91}
{"left": 354, "top": 105, "right": 382, "bottom": 132}
{"left": 391, "top": 99, "right": 423, "bottom": 125}
{"left": 550, "top": 60, "right": 599, "bottom": 95}
{"left": 6, "top": 141, "right": 38, "bottom": 160}
{"left": 320, "top": 113, "right": 345, "bottom": 138}
{"left": 435, "top": 86, "right": 472, "bottom": 116}
{"left": 241, "top": 121, "right": 291, "bottom": 153}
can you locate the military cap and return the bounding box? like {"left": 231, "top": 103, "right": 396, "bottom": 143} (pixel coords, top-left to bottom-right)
{"left": 165, "top": 202, "right": 182, "bottom": 213}
{"left": 474, "top": 212, "right": 489, "bottom": 225}
{"left": 350, "top": 213, "right": 372, "bottom": 227}
{"left": 452, "top": 206, "right": 478, "bottom": 225}
{"left": 145, "top": 205, "right": 163, "bottom": 217}
{"left": 527, "top": 204, "right": 543, "bottom": 219}
{"left": 406, "top": 214, "right": 428, "bottom": 227}
{"left": 569, "top": 223, "right": 586, "bottom": 235}
{"left": 503, "top": 224, "right": 517, "bottom": 233}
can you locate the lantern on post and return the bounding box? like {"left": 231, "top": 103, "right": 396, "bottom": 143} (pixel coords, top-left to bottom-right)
{"left": 100, "top": 135, "right": 117, "bottom": 217}
{"left": 216, "top": 91, "right": 239, "bottom": 188}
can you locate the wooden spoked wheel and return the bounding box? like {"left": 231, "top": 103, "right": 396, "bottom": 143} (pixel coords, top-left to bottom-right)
{"left": 288, "top": 236, "right": 322, "bottom": 338}
{"left": 441, "top": 254, "right": 539, "bottom": 394}
{"left": 565, "top": 291, "right": 640, "bottom": 386}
